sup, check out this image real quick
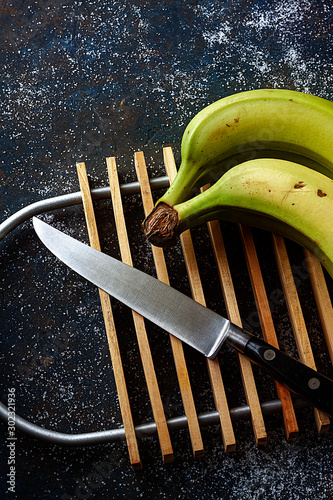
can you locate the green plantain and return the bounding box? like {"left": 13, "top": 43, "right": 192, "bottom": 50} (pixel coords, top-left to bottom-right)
{"left": 142, "top": 159, "right": 333, "bottom": 278}
{"left": 157, "top": 89, "right": 333, "bottom": 209}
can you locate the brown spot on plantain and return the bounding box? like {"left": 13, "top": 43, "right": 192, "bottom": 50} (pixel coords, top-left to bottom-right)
{"left": 142, "top": 202, "right": 179, "bottom": 247}
{"left": 317, "top": 189, "right": 327, "bottom": 197}
{"left": 294, "top": 181, "right": 306, "bottom": 189}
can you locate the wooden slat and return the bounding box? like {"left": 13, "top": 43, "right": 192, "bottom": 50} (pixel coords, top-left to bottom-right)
{"left": 106, "top": 156, "right": 173, "bottom": 463}
{"left": 304, "top": 248, "right": 333, "bottom": 364}
{"left": 205, "top": 217, "right": 267, "bottom": 446}
{"left": 239, "top": 225, "right": 299, "bottom": 441}
{"left": 163, "top": 147, "right": 236, "bottom": 452}
{"left": 134, "top": 150, "right": 204, "bottom": 458}
{"left": 272, "top": 234, "right": 330, "bottom": 433}
{"left": 76, "top": 162, "right": 142, "bottom": 470}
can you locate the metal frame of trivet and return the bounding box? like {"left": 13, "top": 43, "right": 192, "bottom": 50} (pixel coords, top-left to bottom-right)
{"left": 0, "top": 152, "right": 329, "bottom": 452}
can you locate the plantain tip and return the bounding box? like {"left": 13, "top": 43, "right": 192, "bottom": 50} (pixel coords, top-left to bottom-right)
{"left": 142, "top": 202, "right": 179, "bottom": 247}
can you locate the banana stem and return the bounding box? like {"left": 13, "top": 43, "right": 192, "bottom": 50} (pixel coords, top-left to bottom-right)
{"left": 176, "top": 185, "right": 227, "bottom": 232}
{"left": 158, "top": 160, "right": 206, "bottom": 207}
{"left": 142, "top": 202, "right": 180, "bottom": 247}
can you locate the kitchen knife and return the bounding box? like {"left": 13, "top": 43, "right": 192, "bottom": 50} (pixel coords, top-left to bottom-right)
{"left": 33, "top": 217, "right": 333, "bottom": 417}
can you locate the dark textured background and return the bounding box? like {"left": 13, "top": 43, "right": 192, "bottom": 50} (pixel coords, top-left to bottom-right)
{"left": 0, "top": 1, "right": 333, "bottom": 499}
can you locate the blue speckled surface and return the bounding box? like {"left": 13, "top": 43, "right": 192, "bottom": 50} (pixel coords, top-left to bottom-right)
{"left": 1, "top": 1, "right": 333, "bottom": 498}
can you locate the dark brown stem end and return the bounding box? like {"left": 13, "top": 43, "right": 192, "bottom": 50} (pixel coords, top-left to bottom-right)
{"left": 142, "top": 202, "right": 179, "bottom": 247}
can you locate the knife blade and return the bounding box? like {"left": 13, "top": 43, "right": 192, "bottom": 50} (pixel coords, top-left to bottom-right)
{"left": 33, "top": 217, "right": 333, "bottom": 417}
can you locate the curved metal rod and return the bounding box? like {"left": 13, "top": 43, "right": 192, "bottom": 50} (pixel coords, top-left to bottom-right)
{"left": 0, "top": 398, "right": 309, "bottom": 446}
{"left": 0, "top": 176, "right": 170, "bottom": 240}
{"left": 0, "top": 175, "right": 307, "bottom": 446}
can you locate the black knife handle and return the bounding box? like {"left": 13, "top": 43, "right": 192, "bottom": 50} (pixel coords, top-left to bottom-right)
{"left": 229, "top": 329, "right": 333, "bottom": 417}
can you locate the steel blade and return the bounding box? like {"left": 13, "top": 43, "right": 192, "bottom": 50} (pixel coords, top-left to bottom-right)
{"left": 33, "top": 217, "right": 230, "bottom": 358}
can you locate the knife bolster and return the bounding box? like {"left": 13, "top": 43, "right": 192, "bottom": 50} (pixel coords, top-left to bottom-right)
{"left": 226, "top": 324, "right": 252, "bottom": 354}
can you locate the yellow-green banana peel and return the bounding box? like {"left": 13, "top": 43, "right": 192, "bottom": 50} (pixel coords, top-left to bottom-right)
{"left": 142, "top": 159, "right": 333, "bottom": 279}
{"left": 158, "top": 89, "right": 333, "bottom": 208}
